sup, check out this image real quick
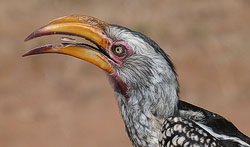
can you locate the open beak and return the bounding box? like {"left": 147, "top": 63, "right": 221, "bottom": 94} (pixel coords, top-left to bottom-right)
{"left": 24, "top": 15, "right": 114, "bottom": 73}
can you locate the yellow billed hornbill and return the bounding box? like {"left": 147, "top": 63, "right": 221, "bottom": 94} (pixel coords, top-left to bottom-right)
{"left": 24, "top": 15, "right": 250, "bottom": 147}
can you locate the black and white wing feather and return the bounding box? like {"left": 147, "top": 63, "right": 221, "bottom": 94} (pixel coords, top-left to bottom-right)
{"left": 173, "top": 100, "right": 250, "bottom": 147}
{"left": 159, "top": 116, "right": 223, "bottom": 147}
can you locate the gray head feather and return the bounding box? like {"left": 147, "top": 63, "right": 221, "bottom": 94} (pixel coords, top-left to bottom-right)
{"left": 106, "top": 25, "right": 179, "bottom": 146}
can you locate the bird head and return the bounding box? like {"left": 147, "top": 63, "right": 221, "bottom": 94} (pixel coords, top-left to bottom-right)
{"left": 24, "top": 15, "right": 179, "bottom": 117}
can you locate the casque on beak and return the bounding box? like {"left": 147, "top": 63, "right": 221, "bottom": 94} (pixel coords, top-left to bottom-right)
{"left": 23, "top": 15, "right": 114, "bottom": 73}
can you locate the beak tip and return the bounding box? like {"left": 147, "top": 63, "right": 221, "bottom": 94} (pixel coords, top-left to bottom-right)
{"left": 22, "top": 51, "right": 31, "bottom": 57}
{"left": 22, "top": 52, "right": 30, "bottom": 57}
{"left": 24, "top": 31, "right": 37, "bottom": 42}
{"left": 22, "top": 48, "right": 40, "bottom": 57}
{"left": 24, "top": 36, "right": 30, "bottom": 42}
{"left": 22, "top": 44, "right": 55, "bottom": 57}
{"left": 24, "top": 28, "right": 47, "bottom": 42}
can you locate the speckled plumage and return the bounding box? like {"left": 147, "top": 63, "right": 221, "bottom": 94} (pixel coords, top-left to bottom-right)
{"left": 159, "top": 117, "right": 222, "bottom": 147}
{"left": 105, "top": 25, "right": 250, "bottom": 147}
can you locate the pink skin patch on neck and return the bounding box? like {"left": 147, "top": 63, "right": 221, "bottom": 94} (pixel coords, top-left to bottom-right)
{"left": 110, "top": 72, "right": 129, "bottom": 99}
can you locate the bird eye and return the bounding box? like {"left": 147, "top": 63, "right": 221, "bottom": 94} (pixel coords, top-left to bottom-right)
{"left": 111, "top": 45, "right": 126, "bottom": 57}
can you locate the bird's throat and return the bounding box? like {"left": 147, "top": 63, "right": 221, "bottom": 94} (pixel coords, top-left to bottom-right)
{"left": 110, "top": 72, "right": 129, "bottom": 98}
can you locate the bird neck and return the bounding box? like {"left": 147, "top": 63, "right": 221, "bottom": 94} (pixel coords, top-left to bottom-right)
{"left": 111, "top": 75, "right": 179, "bottom": 146}
{"left": 118, "top": 97, "right": 163, "bottom": 146}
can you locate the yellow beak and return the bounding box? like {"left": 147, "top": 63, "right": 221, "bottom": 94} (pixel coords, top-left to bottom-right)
{"left": 24, "top": 15, "right": 114, "bottom": 73}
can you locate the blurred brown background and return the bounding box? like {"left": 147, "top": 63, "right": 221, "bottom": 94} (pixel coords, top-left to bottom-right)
{"left": 0, "top": 0, "right": 250, "bottom": 146}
